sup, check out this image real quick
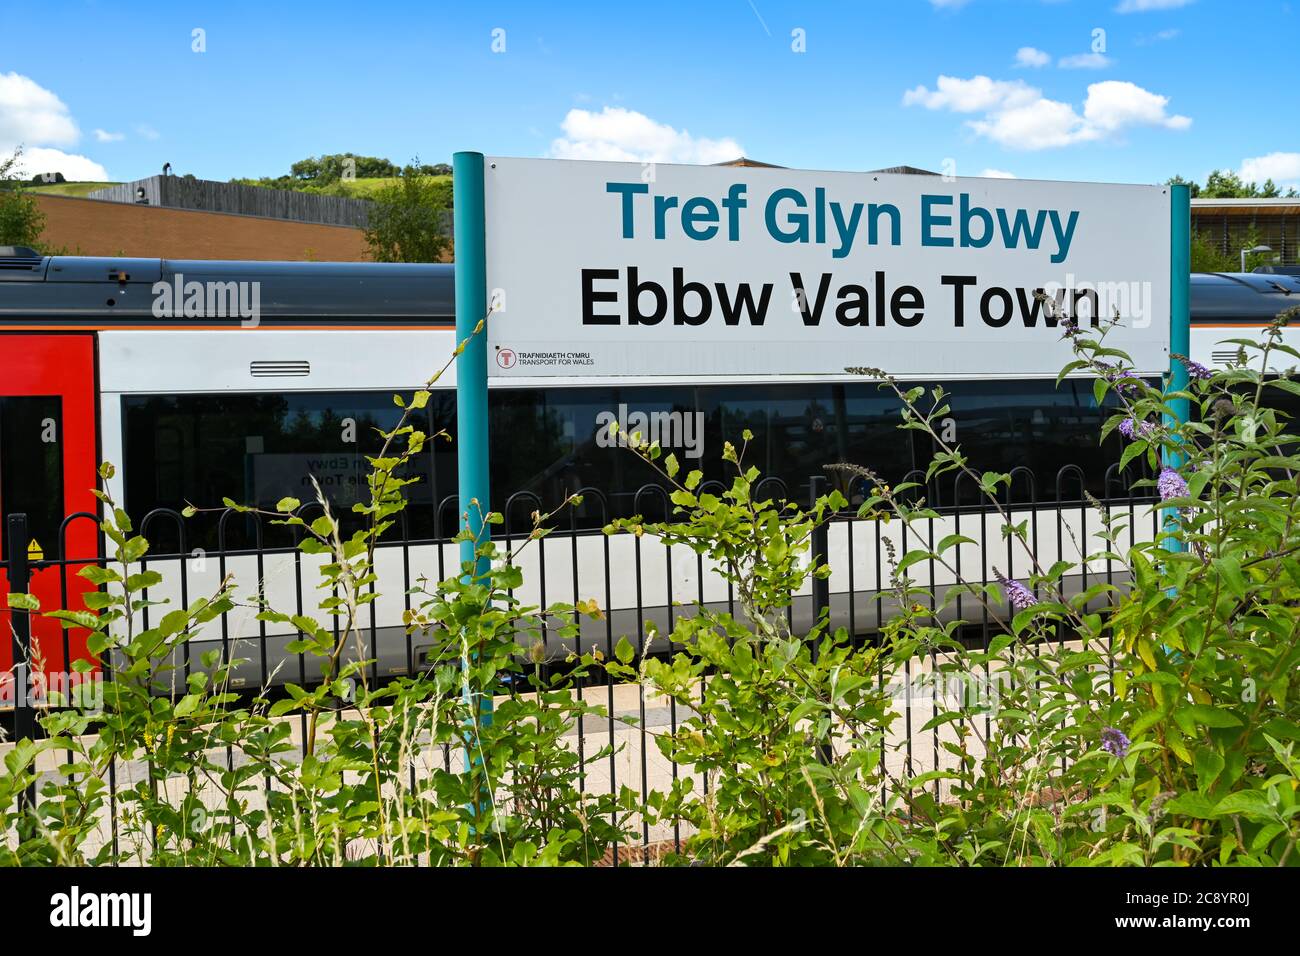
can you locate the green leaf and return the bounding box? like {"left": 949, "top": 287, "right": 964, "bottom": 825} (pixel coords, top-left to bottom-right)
{"left": 1118, "top": 439, "right": 1147, "bottom": 473}
{"left": 6, "top": 592, "right": 39, "bottom": 611}
{"left": 1260, "top": 718, "right": 1300, "bottom": 741}
{"left": 125, "top": 570, "right": 163, "bottom": 592}
{"left": 1194, "top": 748, "right": 1224, "bottom": 792}
{"left": 77, "top": 565, "right": 120, "bottom": 585}
{"left": 1214, "top": 790, "right": 1274, "bottom": 820}
{"left": 46, "top": 609, "right": 99, "bottom": 630}
{"left": 1212, "top": 557, "right": 1246, "bottom": 599}
{"left": 895, "top": 550, "right": 934, "bottom": 575}
{"left": 496, "top": 564, "right": 524, "bottom": 590}
{"left": 1093, "top": 377, "right": 1109, "bottom": 405}
{"left": 936, "top": 534, "right": 975, "bottom": 553}
{"left": 615, "top": 636, "right": 635, "bottom": 664}
{"left": 121, "top": 536, "right": 149, "bottom": 563}
{"left": 1164, "top": 792, "right": 1219, "bottom": 819}
{"left": 1183, "top": 704, "right": 1242, "bottom": 729}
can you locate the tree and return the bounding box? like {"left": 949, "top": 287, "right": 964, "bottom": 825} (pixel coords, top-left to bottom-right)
{"left": 0, "top": 147, "right": 47, "bottom": 249}
{"left": 1189, "top": 233, "right": 1236, "bottom": 272}
{"left": 362, "top": 157, "right": 452, "bottom": 263}
{"left": 290, "top": 153, "right": 402, "bottom": 183}
{"left": 1171, "top": 170, "right": 1298, "bottom": 199}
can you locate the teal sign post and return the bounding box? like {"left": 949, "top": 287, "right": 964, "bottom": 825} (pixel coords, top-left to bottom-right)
{"left": 1164, "top": 182, "right": 1191, "bottom": 560}
{"left": 452, "top": 151, "right": 493, "bottom": 767}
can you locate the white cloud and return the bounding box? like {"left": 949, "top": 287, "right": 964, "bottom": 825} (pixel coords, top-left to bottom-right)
{"left": 93, "top": 128, "right": 124, "bottom": 143}
{"left": 1116, "top": 0, "right": 1193, "bottom": 11}
{"left": 1082, "top": 80, "right": 1190, "bottom": 131}
{"left": 903, "top": 75, "right": 1038, "bottom": 113}
{"left": 1015, "top": 47, "right": 1051, "bottom": 68}
{"left": 980, "top": 168, "right": 1017, "bottom": 178}
{"left": 134, "top": 124, "right": 160, "bottom": 141}
{"left": 971, "top": 97, "right": 1093, "bottom": 150}
{"left": 0, "top": 71, "right": 79, "bottom": 149}
{"left": 0, "top": 72, "right": 109, "bottom": 180}
{"left": 1058, "top": 52, "right": 1112, "bottom": 69}
{"left": 548, "top": 107, "right": 743, "bottom": 164}
{"left": 1239, "top": 152, "right": 1300, "bottom": 190}
{"left": 5, "top": 145, "right": 108, "bottom": 181}
{"left": 1136, "top": 27, "right": 1181, "bottom": 44}
{"left": 906, "top": 74, "right": 1190, "bottom": 151}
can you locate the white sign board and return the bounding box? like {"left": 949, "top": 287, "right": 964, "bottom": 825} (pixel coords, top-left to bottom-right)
{"left": 483, "top": 158, "right": 1171, "bottom": 379}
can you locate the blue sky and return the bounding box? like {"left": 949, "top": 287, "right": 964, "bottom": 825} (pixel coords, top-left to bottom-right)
{"left": 3, "top": 0, "right": 1297, "bottom": 189}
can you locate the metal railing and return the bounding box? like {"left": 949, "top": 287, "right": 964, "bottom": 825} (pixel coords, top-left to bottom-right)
{"left": 1, "top": 463, "right": 1160, "bottom": 860}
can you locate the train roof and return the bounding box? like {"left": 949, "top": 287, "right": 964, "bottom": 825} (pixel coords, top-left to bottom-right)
{"left": 2, "top": 252, "right": 1298, "bottom": 324}
{"left": 0, "top": 252, "right": 455, "bottom": 322}
{"left": 1191, "top": 272, "right": 1300, "bottom": 322}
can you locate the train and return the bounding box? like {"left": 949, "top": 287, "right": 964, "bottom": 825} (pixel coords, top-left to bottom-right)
{"left": 1, "top": 248, "right": 1296, "bottom": 689}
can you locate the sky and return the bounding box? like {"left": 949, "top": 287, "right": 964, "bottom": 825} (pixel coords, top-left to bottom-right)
{"left": 2, "top": 0, "right": 1297, "bottom": 190}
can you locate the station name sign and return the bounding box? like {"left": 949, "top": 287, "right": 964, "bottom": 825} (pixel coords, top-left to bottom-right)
{"left": 483, "top": 158, "right": 1171, "bottom": 378}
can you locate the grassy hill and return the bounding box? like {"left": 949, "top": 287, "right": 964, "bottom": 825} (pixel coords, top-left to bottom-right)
{"left": 29, "top": 181, "right": 120, "bottom": 197}
{"left": 244, "top": 175, "right": 452, "bottom": 197}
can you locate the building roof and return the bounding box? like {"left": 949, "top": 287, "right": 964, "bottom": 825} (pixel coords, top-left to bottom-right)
{"left": 712, "top": 157, "right": 787, "bottom": 168}
{"left": 868, "top": 165, "right": 939, "bottom": 176}
{"left": 1192, "top": 197, "right": 1300, "bottom": 216}
{"left": 713, "top": 158, "right": 947, "bottom": 176}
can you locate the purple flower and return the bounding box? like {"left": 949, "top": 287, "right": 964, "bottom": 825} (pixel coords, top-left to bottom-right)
{"left": 1118, "top": 418, "right": 1156, "bottom": 441}
{"left": 1097, "top": 362, "right": 1139, "bottom": 396}
{"left": 1101, "top": 727, "right": 1130, "bottom": 759}
{"left": 1157, "top": 467, "right": 1189, "bottom": 501}
{"left": 1177, "top": 355, "right": 1213, "bottom": 381}
{"left": 993, "top": 567, "right": 1038, "bottom": 612}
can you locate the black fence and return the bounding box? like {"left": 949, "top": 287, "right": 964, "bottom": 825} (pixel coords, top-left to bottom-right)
{"left": 2, "top": 464, "right": 1160, "bottom": 861}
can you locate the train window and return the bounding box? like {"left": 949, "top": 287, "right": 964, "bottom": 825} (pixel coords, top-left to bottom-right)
{"left": 484, "top": 377, "right": 1137, "bottom": 527}
{"left": 121, "top": 377, "right": 1142, "bottom": 550}
{"left": 123, "top": 391, "right": 449, "bottom": 551}
{"left": 936, "top": 378, "right": 1136, "bottom": 504}
{"left": 695, "top": 382, "right": 922, "bottom": 506}
{"left": 487, "top": 386, "right": 692, "bottom": 532}
{"left": 0, "top": 396, "right": 64, "bottom": 561}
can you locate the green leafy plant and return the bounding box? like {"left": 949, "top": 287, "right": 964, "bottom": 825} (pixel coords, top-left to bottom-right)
{"left": 4, "top": 305, "right": 1299, "bottom": 867}
{"left": 362, "top": 156, "right": 452, "bottom": 263}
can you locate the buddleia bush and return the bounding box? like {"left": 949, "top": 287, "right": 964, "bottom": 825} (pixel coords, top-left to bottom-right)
{"left": 1, "top": 327, "right": 637, "bottom": 866}
{"left": 601, "top": 306, "right": 1300, "bottom": 866}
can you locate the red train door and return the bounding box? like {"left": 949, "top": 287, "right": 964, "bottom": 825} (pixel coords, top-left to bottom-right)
{"left": 0, "top": 334, "right": 99, "bottom": 701}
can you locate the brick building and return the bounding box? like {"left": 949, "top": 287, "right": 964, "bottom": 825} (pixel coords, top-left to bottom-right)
{"left": 34, "top": 192, "right": 371, "bottom": 261}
